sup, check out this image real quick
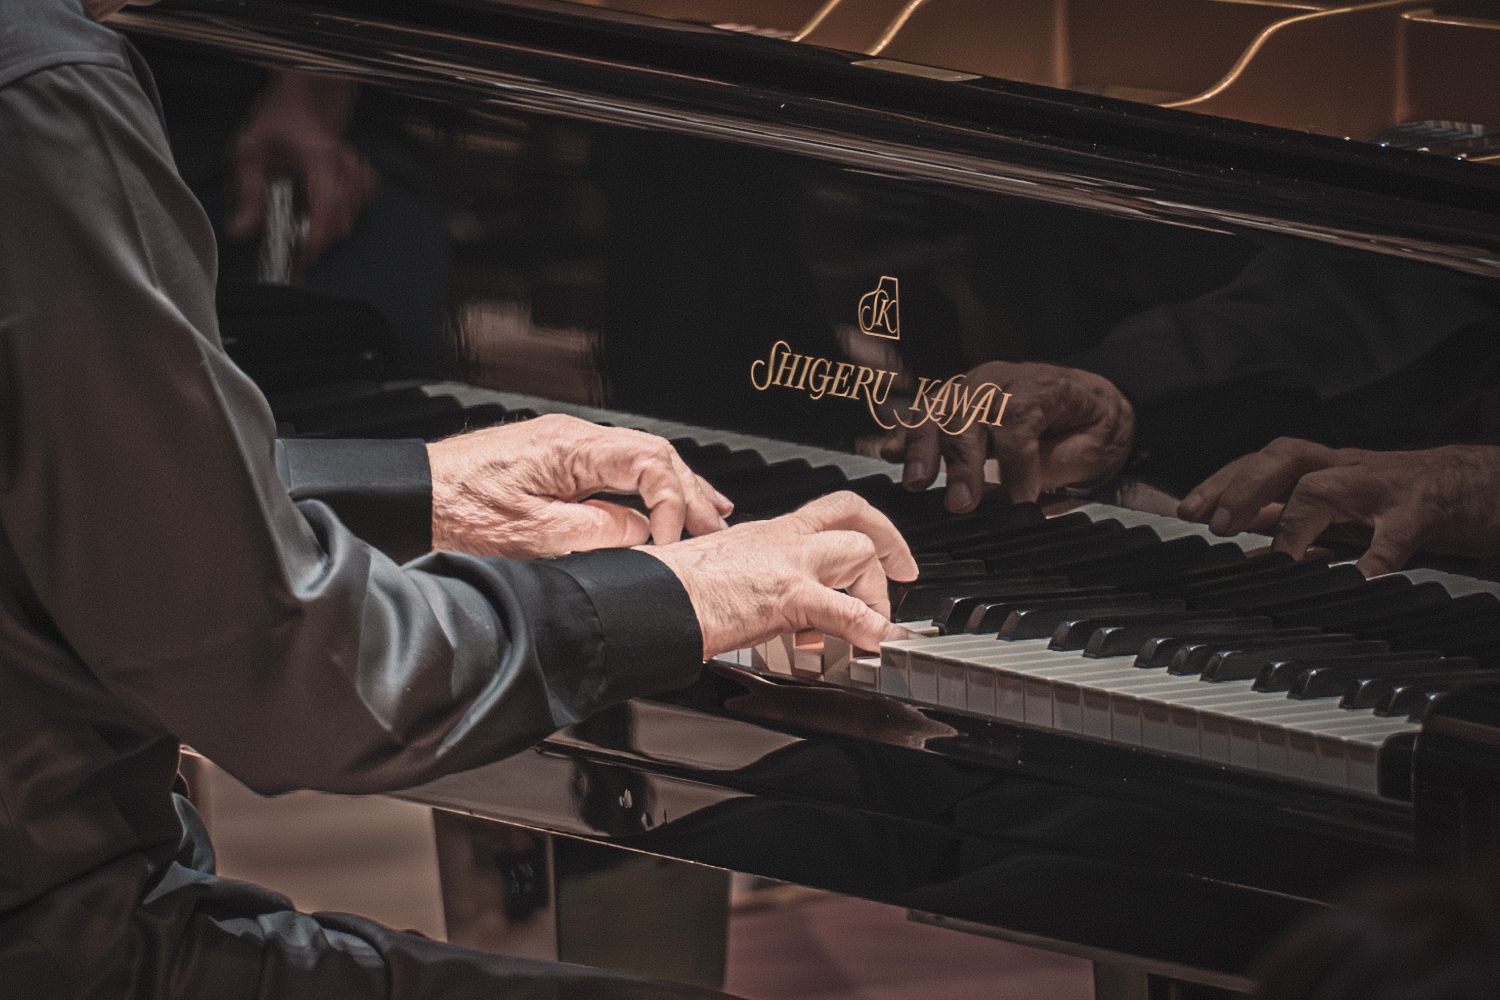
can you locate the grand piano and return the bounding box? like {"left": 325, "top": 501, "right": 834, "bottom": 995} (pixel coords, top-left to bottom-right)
{"left": 118, "top": 1, "right": 1500, "bottom": 996}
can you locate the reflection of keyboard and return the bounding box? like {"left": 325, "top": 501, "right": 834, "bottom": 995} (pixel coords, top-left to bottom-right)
{"left": 278, "top": 380, "right": 1500, "bottom": 801}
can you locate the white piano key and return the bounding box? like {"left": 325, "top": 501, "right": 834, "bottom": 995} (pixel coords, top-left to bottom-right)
{"left": 848, "top": 655, "right": 881, "bottom": 688}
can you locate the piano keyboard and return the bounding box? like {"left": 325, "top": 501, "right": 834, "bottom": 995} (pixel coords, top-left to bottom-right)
{"left": 276, "top": 380, "right": 1500, "bottom": 801}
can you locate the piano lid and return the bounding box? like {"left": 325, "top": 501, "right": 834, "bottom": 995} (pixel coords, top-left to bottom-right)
{"left": 560, "top": 0, "right": 1500, "bottom": 165}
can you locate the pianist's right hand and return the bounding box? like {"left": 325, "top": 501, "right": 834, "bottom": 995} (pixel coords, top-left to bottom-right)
{"left": 640, "top": 491, "right": 920, "bottom": 658}
{"left": 882, "top": 360, "right": 1135, "bottom": 512}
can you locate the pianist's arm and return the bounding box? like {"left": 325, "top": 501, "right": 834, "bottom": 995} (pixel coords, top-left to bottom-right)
{"left": 0, "top": 60, "right": 706, "bottom": 796}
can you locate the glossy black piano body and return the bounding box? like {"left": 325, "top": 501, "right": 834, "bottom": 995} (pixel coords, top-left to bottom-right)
{"left": 116, "top": 0, "right": 1500, "bottom": 993}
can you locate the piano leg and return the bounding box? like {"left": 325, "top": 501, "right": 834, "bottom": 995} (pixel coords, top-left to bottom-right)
{"left": 431, "top": 810, "right": 731, "bottom": 989}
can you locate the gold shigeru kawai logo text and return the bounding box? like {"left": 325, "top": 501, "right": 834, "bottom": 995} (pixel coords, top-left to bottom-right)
{"left": 858, "top": 275, "right": 901, "bottom": 339}
{"left": 749, "top": 277, "right": 1011, "bottom": 435}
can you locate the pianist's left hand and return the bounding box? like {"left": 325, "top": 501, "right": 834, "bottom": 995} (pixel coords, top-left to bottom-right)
{"left": 881, "top": 360, "right": 1135, "bottom": 511}
{"left": 427, "top": 414, "right": 734, "bottom": 558}
{"left": 1178, "top": 438, "right": 1500, "bottom": 575}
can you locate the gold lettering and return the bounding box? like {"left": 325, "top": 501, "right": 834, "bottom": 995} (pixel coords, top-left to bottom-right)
{"left": 849, "top": 366, "right": 876, "bottom": 403}
{"left": 773, "top": 345, "right": 803, "bottom": 387}
{"left": 806, "top": 358, "right": 832, "bottom": 399}
{"left": 750, "top": 340, "right": 789, "bottom": 391}
{"left": 830, "top": 362, "right": 855, "bottom": 398}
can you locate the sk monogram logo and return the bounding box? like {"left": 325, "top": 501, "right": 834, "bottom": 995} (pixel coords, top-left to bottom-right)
{"left": 857, "top": 276, "right": 900, "bottom": 340}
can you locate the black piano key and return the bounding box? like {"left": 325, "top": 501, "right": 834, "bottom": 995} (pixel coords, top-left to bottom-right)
{"left": 1203, "top": 639, "right": 1388, "bottom": 683}
{"left": 936, "top": 513, "right": 1102, "bottom": 559}
{"left": 912, "top": 558, "right": 990, "bottom": 578}
{"left": 893, "top": 573, "right": 1063, "bottom": 621}
{"left": 1346, "top": 664, "right": 1492, "bottom": 710}
{"left": 1360, "top": 592, "right": 1500, "bottom": 638}
{"left": 683, "top": 447, "right": 764, "bottom": 478}
{"left": 1065, "top": 536, "right": 1243, "bottom": 588}
{"left": 1154, "top": 557, "right": 1330, "bottom": 600}
{"left": 999, "top": 598, "right": 1187, "bottom": 641}
{"left": 1391, "top": 617, "right": 1500, "bottom": 656}
{"left": 1372, "top": 669, "right": 1500, "bottom": 718}
{"left": 1192, "top": 564, "right": 1368, "bottom": 613}
{"left": 900, "top": 503, "right": 1050, "bottom": 550}
{"left": 1272, "top": 580, "right": 1452, "bottom": 629}
{"left": 710, "top": 457, "right": 812, "bottom": 492}
{"left": 917, "top": 512, "right": 1095, "bottom": 559}
{"left": 1086, "top": 615, "right": 1270, "bottom": 659}
{"left": 1251, "top": 573, "right": 1410, "bottom": 616}
{"left": 963, "top": 590, "right": 1144, "bottom": 635}
{"left": 1140, "top": 550, "right": 1295, "bottom": 594}
{"left": 1027, "top": 526, "right": 1165, "bottom": 573}
{"left": 983, "top": 525, "right": 1159, "bottom": 574}
{"left": 1253, "top": 650, "right": 1426, "bottom": 693}
{"left": 1048, "top": 609, "right": 1242, "bottom": 651}
{"left": 1170, "top": 630, "right": 1344, "bottom": 677}
{"left": 1288, "top": 656, "right": 1467, "bottom": 701}
{"left": 1132, "top": 620, "right": 1288, "bottom": 668}
{"left": 936, "top": 585, "right": 1119, "bottom": 633}
{"left": 724, "top": 465, "right": 849, "bottom": 514}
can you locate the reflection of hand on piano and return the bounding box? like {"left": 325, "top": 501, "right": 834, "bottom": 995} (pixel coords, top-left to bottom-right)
{"left": 225, "top": 71, "right": 378, "bottom": 278}
{"left": 1254, "top": 857, "right": 1500, "bottom": 1000}
{"left": 426, "top": 413, "right": 733, "bottom": 558}
{"left": 1179, "top": 439, "right": 1500, "bottom": 575}
{"left": 880, "top": 361, "right": 1135, "bottom": 512}
{"left": 639, "top": 491, "right": 919, "bottom": 658}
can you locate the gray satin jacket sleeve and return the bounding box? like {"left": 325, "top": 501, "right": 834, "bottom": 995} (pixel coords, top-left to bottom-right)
{"left": 0, "top": 63, "right": 703, "bottom": 796}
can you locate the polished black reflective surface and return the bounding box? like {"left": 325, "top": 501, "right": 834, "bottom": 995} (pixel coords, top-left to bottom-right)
{"left": 117, "top": 0, "right": 1500, "bottom": 985}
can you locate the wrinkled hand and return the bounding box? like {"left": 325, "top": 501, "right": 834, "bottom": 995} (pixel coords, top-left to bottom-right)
{"left": 641, "top": 492, "right": 920, "bottom": 658}
{"left": 881, "top": 361, "right": 1134, "bottom": 512}
{"left": 226, "top": 72, "right": 377, "bottom": 275}
{"left": 1178, "top": 438, "right": 1500, "bottom": 575}
{"left": 427, "top": 414, "right": 733, "bottom": 559}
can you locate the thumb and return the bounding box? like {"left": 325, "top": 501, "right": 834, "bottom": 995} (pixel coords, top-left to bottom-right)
{"left": 549, "top": 499, "right": 652, "bottom": 552}
{"left": 799, "top": 584, "right": 910, "bottom": 653}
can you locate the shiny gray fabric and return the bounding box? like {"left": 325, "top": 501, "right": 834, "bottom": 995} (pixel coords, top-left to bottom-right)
{"left": 0, "top": 3, "right": 708, "bottom": 995}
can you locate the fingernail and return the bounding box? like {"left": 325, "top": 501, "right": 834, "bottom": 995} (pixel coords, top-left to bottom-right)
{"left": 903, "top": 458, "right": 930, "bottom": 488}
{"left": 1209, "top": 507, "right": 1232, "bottom": 535}
{"left": 946, "top": 481, "right": 974, "bottom": 512}
{"left": 712, "top": 487, "right": 733, "bottom": 509}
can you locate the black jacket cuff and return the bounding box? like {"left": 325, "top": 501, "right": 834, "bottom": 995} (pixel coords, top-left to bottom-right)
{"left": 275, "top": 438, "right": 432, "bottom": 563}
{"left": 548, "top": 548, "right": 705, "bottom": 701}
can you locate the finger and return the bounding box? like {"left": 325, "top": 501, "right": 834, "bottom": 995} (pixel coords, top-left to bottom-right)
{"left": 1245, "top": 502, "right": 1285, "bottom": 535}
{"left": 995, "top": 426, "right": 1043, "bottom": 503}
{"left": 641, "top": 465, "right": 688, "bottom": 545}
{"left": 299, "top": 159, "right": 343, "bottom": 268}
{"left": 548, "top": 499, "right": 652, "bottom": 552}
{"left": 791, "top": 492, "right": 918, "bottom": 582}
{"left": 941, "top": 427, "right": 988, "bottom": 512}
{"left": 560, "top": 425, "right": 692, "bottom": 544}
{"left": 1039, "top": 432, "right": 1101, "bottom": 490}
{"left": 227, "top": 152, "right": 269, "bottom": 240}
{"left": 803, "top": 530, "right": 893, "bottom": 618}
{"left": 669, "top": 451, "right": 728, "bottom": 536}
{"left": 901, "top": 425, "right": 941, "bottom": 492}
{"left": 1178, "top": 455, "right": 1253, "bottom": 523}
{"left": 1273, "top": 470, "right": 1349, "bottom": 560}
{"left": 795, "top": 583, "right": 909, "bottom": 652}
{"left": 703, "top": 481, "right": 735, "bottom": 518}
{"left": 878, "top": 428, "right": 908, "bottom": 464}
{"left": 1187, "top": 439, "right": 1335, "bottom": 535}
{"left": 1357, "top": 515, "right": 1422, "bottom": 577}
